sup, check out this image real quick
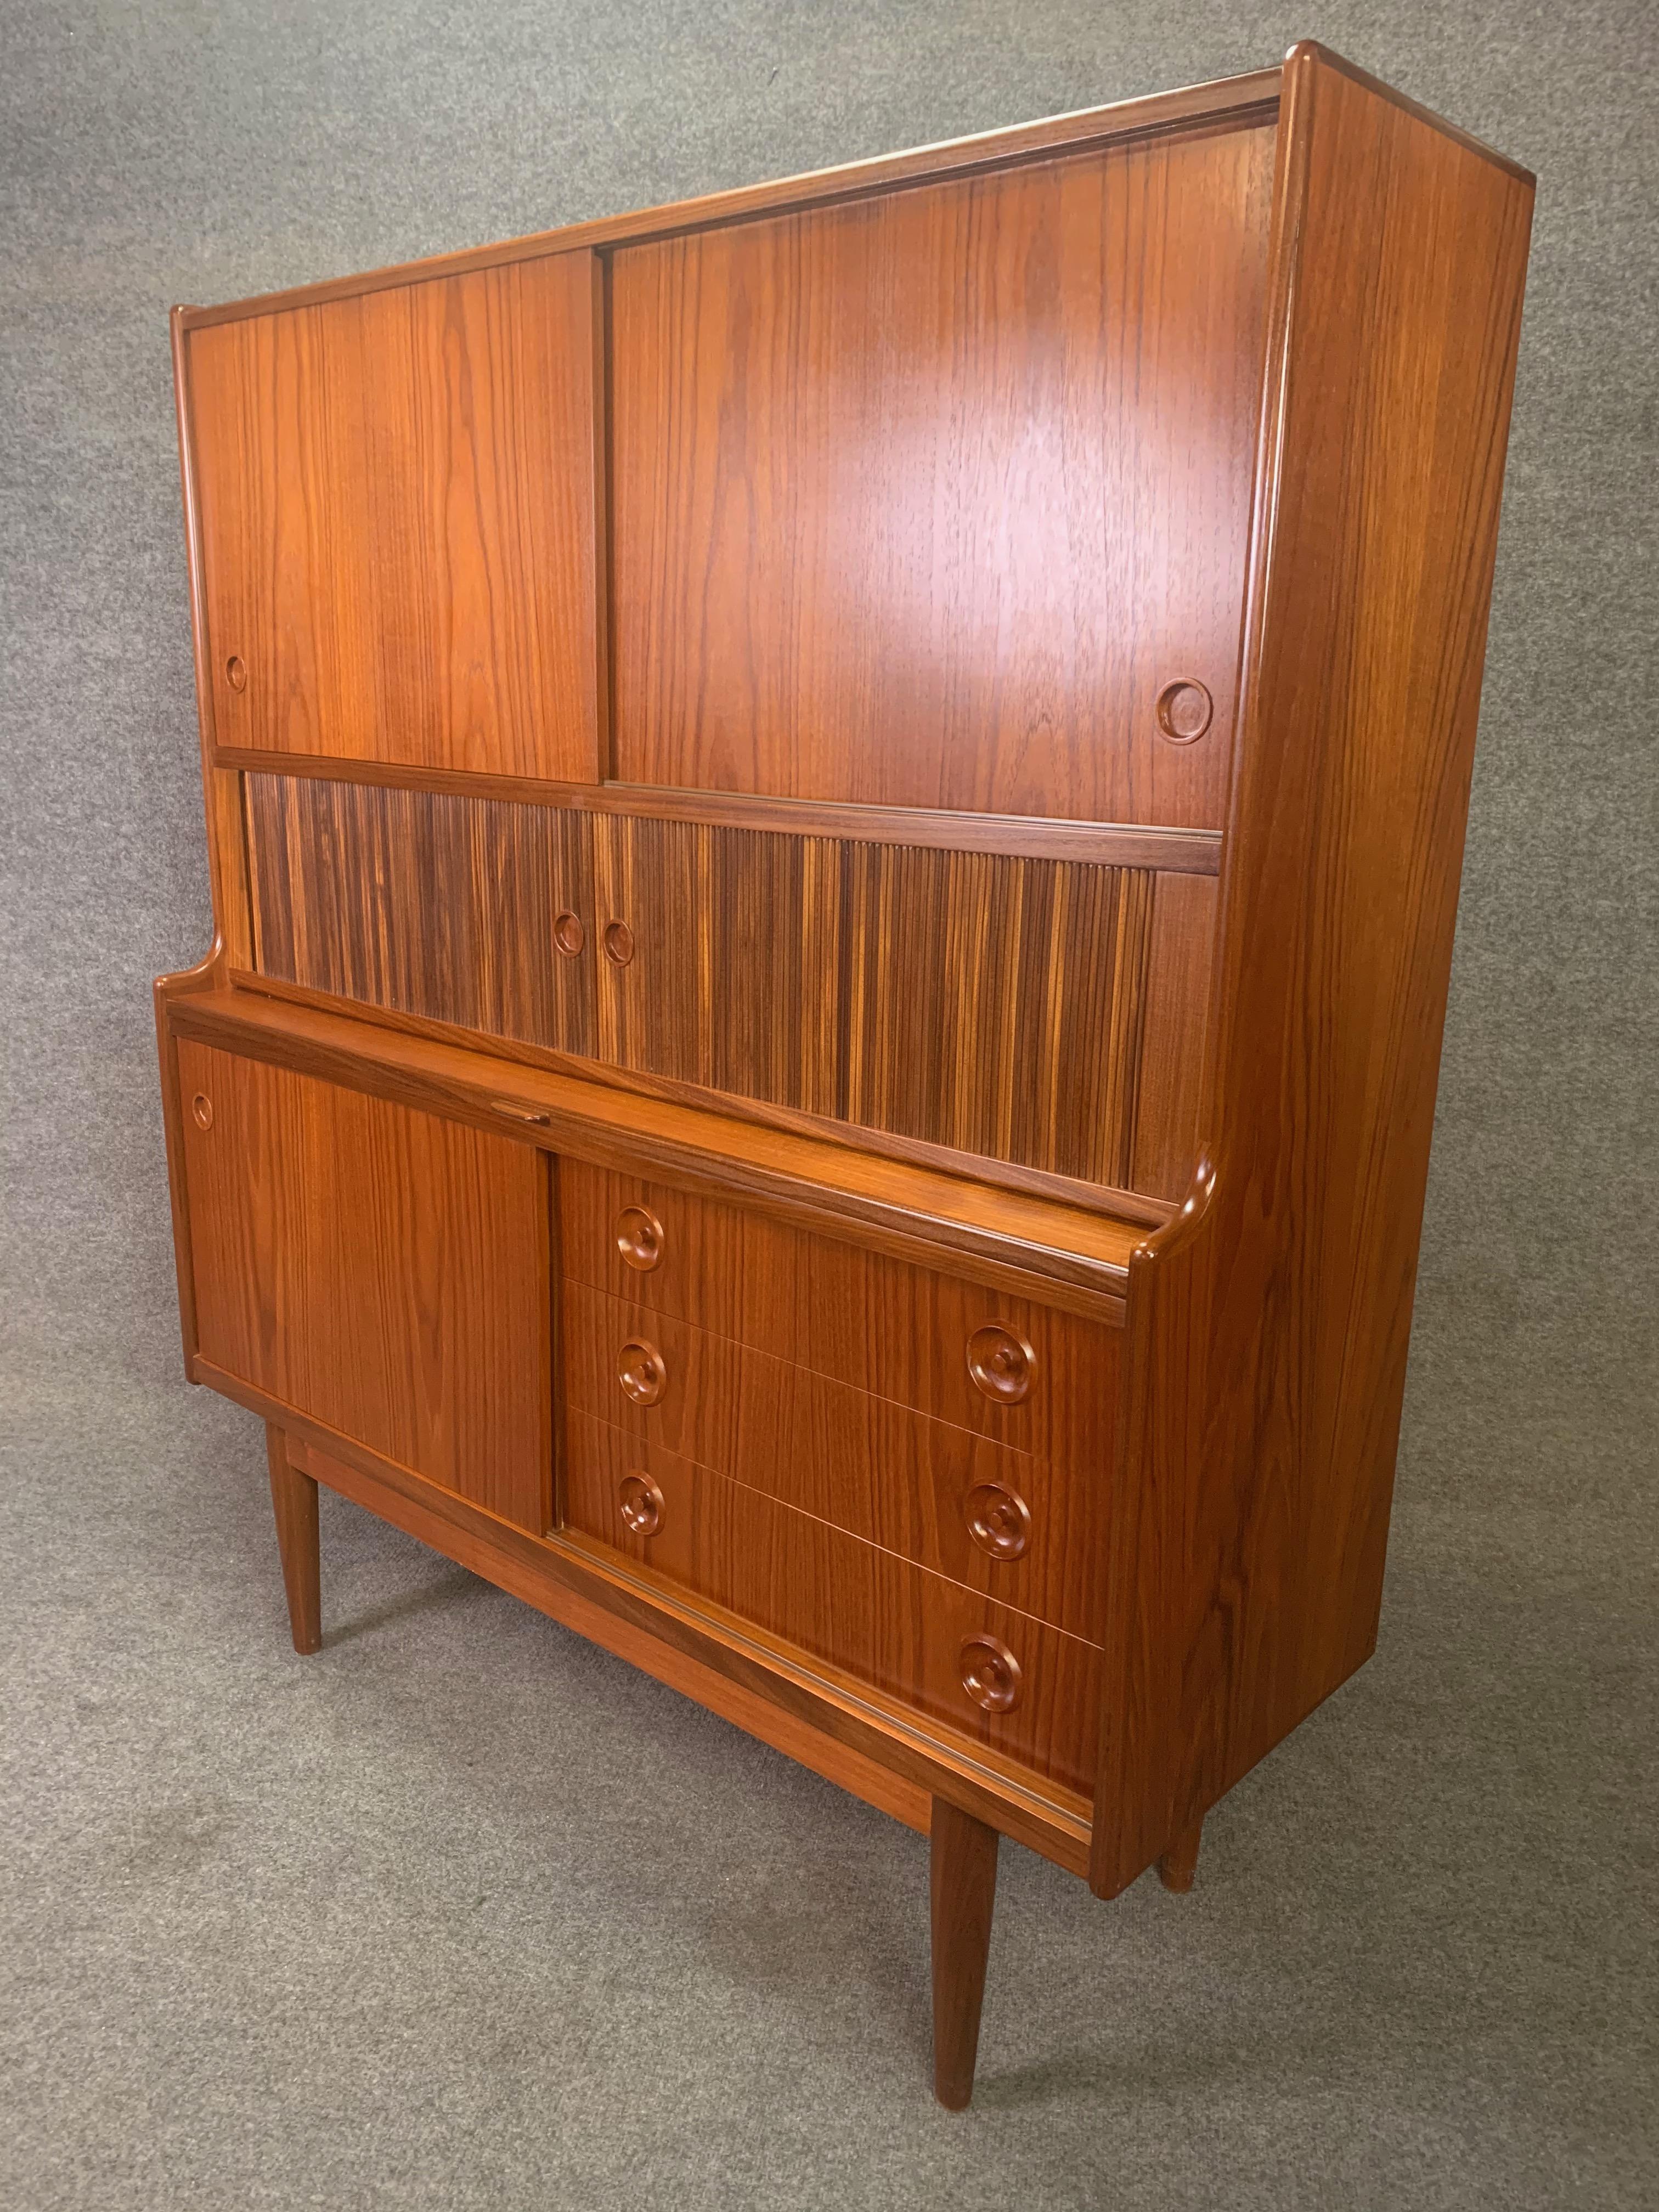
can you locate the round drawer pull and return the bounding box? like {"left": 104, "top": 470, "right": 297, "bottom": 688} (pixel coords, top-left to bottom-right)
{"left": 964, "top": 1481, "right": 1031, "bottom": 1561}
{"left": 553, "top": 910, "right": 586, "bottom": 957}
{"left": 959, "top": 1634, "right": 1023, "bottom": 1716}
{"left": 966, "top": 1324, "right": 1034, "bottom": 1404}
{"left": 618, "top": 1470, "right": 665, "bottom": 1537}
{"left": 190, "top": 1093, "right": 214, "bottom": 1131}
{"left": 224, "top": 654, "right": 247, "bottom": 692}
{"left": 1155, "top": 678, "right": 1213, "bottom": 744}
{"left": 602, "top": 919, "right": 635, "bottom": 967}
{"left": 617, "top": 1338, "right": 667, "bottom": 1406}
{"left": 614, "top": 1205, "right": 664, "bottom": 1273}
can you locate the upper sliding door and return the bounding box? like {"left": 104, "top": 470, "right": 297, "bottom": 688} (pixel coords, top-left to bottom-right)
{"left": 185, "top": 251, "right": 603, "bottom": 781}
{"left": 610, "top": 122, "right": 1275, "bottom": 827}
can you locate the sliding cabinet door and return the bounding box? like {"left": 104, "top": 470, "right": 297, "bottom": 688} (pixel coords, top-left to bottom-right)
{"left": 177, "top": 1039, "right": 551, "bottom": 1531}
{"left": 610, "top": 121, "right": 1275, "bottom": 826}
{"left": 186, "top": 251, "right": 603, "bottom": 782}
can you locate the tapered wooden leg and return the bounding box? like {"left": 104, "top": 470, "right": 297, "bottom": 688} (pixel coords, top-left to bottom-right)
{"left": 1157, "top": 1813, "right": 1204, "bottom": 1893}
{"left": 266, "top": 1424, "right": 321, "bottom": 1654}
{"left": 930, "top": 1796, "right": 999, "bottom": 2110}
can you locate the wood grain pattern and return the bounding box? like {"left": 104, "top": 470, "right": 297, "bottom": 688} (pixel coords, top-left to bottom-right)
{"left": 560, "top": 1162, "right": 1124, "bottom": 1467}
{"left": 177, "top": 1037, "right": 552, "bottom": 1531}
{"left": 1130, "top": 871, "right": 1217, "bottom": 1199}
{"left": 247, "top": 776, "right": 1199, "bottom": 1193}
{"left": 218, "top": 748, "right": 1225, "bottom": 872}
{"left": 593, "top": 813, "right": 1160, "bottom": 1186}
{"left": 266, "top": 1423, "right": 322, "bottom": 1654}
{"left": 565, "top": 1413, "right": 1102, "bottom": 1793}
{"left": 165, "top": 984, "right": 1144, "bottom": 1314}
{"left": 247, "top": 774, "right": 597, "bottom": 1056}
{"left": 930, "top": 1798, "right": 1000, "bottom": 2109}
{"left": 561, "top": 1280, "right": 1110, "bottom": 1641}
{"left": 1091, "top": 45, "right": 1535, "bottom": 1895}
{"left": 1156, "top": 1814, "right": 1203, "bottom": 1892}
{"left": 170, "top": 311, "right": 255, "bottom": 969}
{"left": 187, "top": 252, "right": 602, "bottom": 780}
{"left": 610, "top": 122, "right": 1276, "bottom": 826}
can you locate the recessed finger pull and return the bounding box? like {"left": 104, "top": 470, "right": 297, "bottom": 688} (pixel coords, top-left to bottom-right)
{"left": 553, "top": 910, "right": 585, "bottom": 957}
{"left": 602, "top": 919, "right": 635, "bottom": 966}
{"left": 225, "top": 654, "right": 247, "bottom": 692}
{"left": 964, "top": 1481, "right": 1031, "bottom": 1561}
{"left": 966, "top": 1324, "right": 1034, "bottom": 1404}
{"left": 617, "top": 1338, "right": 667, "bottom": 1406}
{"left": 1155, "top": 678, "right": 1212, "bottom": 743}
{"left": 191, "top": 1093, "right": 214, "bottom": 1130}
{"left": 615, "top": 1205, "right": 664, "bottom": 1272}
{"left": 959, "top": 1634, "right": 1023, "bottom": 1715}
{"left": 618, "top": 1470, "right": 665, "bottom": 1537}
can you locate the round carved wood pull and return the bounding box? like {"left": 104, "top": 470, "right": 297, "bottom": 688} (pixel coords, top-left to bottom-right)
{"left": 959, "top": 1634, "right": 1023, "bottom": 1715}
{"left": 966, "top": 1324, "right": 1034, "bottom": 1404}
{"left": 618, "top": 1471, "right": 664, "bottom": 1537}
{"left": 615, "top": 1205, "right": 664, "bottom": 1272}
{"left": 553, "top": 910, "right": 585, "bottom": 957}
{"left": 602, "top": 919, "right": 635, "bottom": 967}
{"left": 1155, "top": 678, "right": 1213, "bottom": 744}
{"left": 617, "top": 1338, "right": 667, "bottom": 1406}
{"left": 964, "top": 1481, "right": 1031, "bottom": 1561}
{"left": 225, "top": 654, "right": 247, "bottom": 692}
{"left": 190, "top": 1093, "right": 213, "bottom": 1131}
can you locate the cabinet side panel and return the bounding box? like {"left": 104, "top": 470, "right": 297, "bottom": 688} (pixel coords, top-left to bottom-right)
{"left": 1093, "top": 52, "right": 1534, "bottom": 1892}
{"left": 610, "top": 122, "right": 1276, "bottom": 825}
{"left": 188, "top": 251, "right": 602, "bottom": 781}
{"left": 177, "top": 1036, "right": 551, "bottom": 1531}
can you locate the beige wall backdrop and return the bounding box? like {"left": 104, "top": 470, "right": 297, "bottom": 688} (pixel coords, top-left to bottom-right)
{"left": 3, "top": 5, "right": 1653, "bottom": 2208}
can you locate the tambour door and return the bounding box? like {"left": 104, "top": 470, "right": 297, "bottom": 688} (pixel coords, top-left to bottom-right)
{"left": 176, "top": 1039, "right": 552, "bottom": 1531}
{"left": 185, "top": 252, "right": 603, "bottom": 780}
{"left": 610, "top": 118, "right": 1276, "bottom": 826}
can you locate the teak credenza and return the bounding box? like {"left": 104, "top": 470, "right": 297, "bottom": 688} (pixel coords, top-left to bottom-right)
{"left": 154, "top": 42, "right": 1533, "bottom": 2106}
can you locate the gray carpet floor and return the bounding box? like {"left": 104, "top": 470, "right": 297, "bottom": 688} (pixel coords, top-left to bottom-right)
{"left": 4, "top": 2, "right": 1655, "bottom": 2205}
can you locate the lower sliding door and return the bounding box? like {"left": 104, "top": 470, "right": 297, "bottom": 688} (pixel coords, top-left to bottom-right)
{"left": 176, "top": 1039, "right": 551, "bottom": 1532}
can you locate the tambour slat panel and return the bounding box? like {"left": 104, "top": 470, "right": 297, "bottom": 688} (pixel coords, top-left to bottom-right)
{"left": 594, "top": 815, "right": 1155, "bottom": 1187}
{"left": 246, "top": 776, "right": 1190, "bottom": 1189}
{"left": 247, "top": 774, "right": 597, "bottom": 1057}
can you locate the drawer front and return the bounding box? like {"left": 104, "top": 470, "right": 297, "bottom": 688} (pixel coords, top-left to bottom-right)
{"left": 562, "top": 1280, "right": 1108, "bottom": 1641}
{"left": 559, "top": 1163, "right": 1121, "bottom": 1465}
{"left": 566, "top": 1413, "right": 1101, "bottom": 1795}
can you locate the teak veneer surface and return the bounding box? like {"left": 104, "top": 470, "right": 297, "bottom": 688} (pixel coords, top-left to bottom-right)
{"left": 559, "top": 1161, "right": 1124, "bottom": 1464}
{"left": 561, "top": 1279, "right": 1110, "bottom": 1641}
{"left": 166, "top": 984, "right": 1145, "bottom": 1312}
{"left": 610, "top": 122, "right": 1276, "bottom": 826}
{"left": 177, "top": 1037, "right": 551, "bottom": 1531}
{"left": 188, "top": 253, "right": 603, "bottom": 781}
{"left": 1092, "top": 47, "right": 1536, "bottom": 1894}
{"left": 565, "top": 1413, "right": 1102, "bottom": 1793}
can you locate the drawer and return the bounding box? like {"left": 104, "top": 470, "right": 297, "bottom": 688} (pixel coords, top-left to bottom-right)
{"left": 561, "top": 1280, "right": 1109, "bottom": 1641}
{"left": 565, "top": 1412, "right": 1101, "bottom": 1795}
{"left": 558, "top": 1163, "right": 1121, "bottom": 1466}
